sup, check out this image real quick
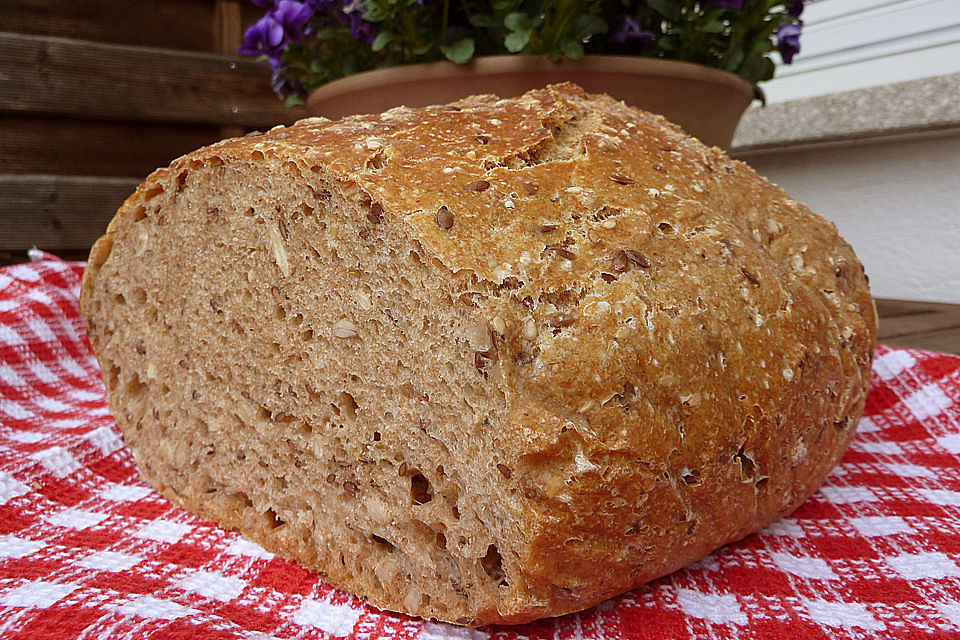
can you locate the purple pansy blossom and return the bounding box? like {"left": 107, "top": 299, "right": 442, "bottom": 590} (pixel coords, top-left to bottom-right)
{"left": 709, "top": 0, "right": 744, "bottom": 8}
{"left": 777, "top": 23, "right": 802, "bottom": 63}
{"left": 270, "top": 59, "right": 306, "bottom": 98}
{"left": 344, "top": 12, "right": 377, "bottom": 44}
{"left": 272, "top": 0, "right": 314, "bottom": 41}
{"left": 340, "top": 0, "right": 377, "bottom": 44}
{"left": 304, "top": 0, "right": 376, "bottom": 44}
{"left": 611, "top": 16, "right": 654, "bottom": 45}
{"left": 239, "top": 14, "right": 286, "bottom": 58}
{"left": 787, "top": 0, "right": 805, "bottom": 17}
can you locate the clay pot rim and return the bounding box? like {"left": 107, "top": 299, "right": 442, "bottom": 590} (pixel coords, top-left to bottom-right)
{"left": 306, "top": 55, "right": 754, "bottom": 113}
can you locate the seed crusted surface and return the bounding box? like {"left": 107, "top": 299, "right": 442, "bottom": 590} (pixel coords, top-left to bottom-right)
{"left": 80, "top": 83, "right": 877, "bottom": 626}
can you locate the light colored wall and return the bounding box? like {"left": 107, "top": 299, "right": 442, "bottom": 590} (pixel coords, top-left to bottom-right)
{"left": 740, "top": 132, "right": 960, "bottom": 303}
{"left": 763, "top": 0, "right": 960, "bottom": 103}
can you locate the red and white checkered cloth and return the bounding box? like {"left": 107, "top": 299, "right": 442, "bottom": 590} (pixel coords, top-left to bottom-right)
{"left": 2, "top": 251, "right": 960, "bottom": 640}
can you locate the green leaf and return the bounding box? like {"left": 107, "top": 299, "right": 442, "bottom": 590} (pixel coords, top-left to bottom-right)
{"left": 440, "top": 37, "right": 475, "bottom": 64}
{"left": 571, "top": 14, "right": 608, "bottom": 40}
{"left": 723, "top": 47, "right": 745, "bottom": 72}
{"left": 284, "top": 95, "right": 305, "bottom": 107}
{"left": 646, "top": 0, "right": 682, "bottom": 22}
{"left": 695, "top": 18, "right": 724, "bottom": 33}
{"left": 561, "top": 39, "right": 584, "bottom": 59}
{"left": 411, "top": 42, "right": 434, "bottom": 55}
{"left": 361, "top": 6, "right": 390, "bottom": 22}
{"left": 504, "top": 29, "right": 531, "bottom": 52}
{"left": 469, "top": 14, "right": 498, "bottom": 28}
{"left": 504, "top": 12, "right": 532, "bottom": 32}
{"left": 371, "top": 31, "right": 394, "bottom": 52}
{"left": 492, "top": 0, "right": 513, "bottom": 11}
{"left": 738, "top": 50, "right": 767, "bottom": 83}
{"left": 751, "top": 35, "right": 775, "bottom": 53}
{"left": 360, "top": 0, "right": 396, "bottom": 22}
{"left": 760, "top": 57, "right": 775, "bottom": 82}
{"left": 658, "top": 34, "right": 679, "bottom": 51}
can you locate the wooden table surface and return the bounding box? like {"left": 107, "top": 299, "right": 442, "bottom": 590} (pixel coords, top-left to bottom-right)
{"left": 876, "top": 298, "right": 960, "bottom": 355}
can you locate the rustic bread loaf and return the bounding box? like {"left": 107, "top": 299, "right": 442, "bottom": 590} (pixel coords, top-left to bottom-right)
{"left": 80, "top": 83, "right": 877, "bottom": 626}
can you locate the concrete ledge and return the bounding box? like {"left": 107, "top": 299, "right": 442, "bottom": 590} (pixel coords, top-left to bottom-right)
{"left": 731, "top": 73, "right": 960, "bottom": 155}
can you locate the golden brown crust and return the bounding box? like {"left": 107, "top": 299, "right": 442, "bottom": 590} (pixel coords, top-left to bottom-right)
{"left": 81, "top": 83, "right": 876, "bottom": 626}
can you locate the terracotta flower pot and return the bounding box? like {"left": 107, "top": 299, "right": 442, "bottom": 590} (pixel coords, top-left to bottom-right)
{"left": 306, "top": 55, "right": 755, "bottom": 149}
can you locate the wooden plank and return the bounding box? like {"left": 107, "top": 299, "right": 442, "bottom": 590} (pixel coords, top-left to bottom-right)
{"left": 878, "top": 309, "right": 960, "bottom": 340}
{"left": 0, "top": 248, "right": 90, "bottom": 266}
{"left": 241, "top": 2, "right": 267, "bottom": 30}
{"left": 0, "top": 33, "right": 305, "bottom": 127}
{"left": 873, "top": 298, "right": 934, "bottom": 319}
{"left": 876, "top": 297, "right": 960, "bottom": 355}
{"left": 880, "top": 326, "right": 960, "bottom": 355}
{"left": 214, "top": 0, "right": 243, "bottom": 54}
{"left": 215, "top": 0, "right": 248, "bottom": 140}
{"left": 2, "top": 0, "right": 217, "bottom": 51}
{"left": 0, "top": 174, "right": 139, "bottom": 251}
{"left": 876, "top": 298, "right": 960, "bottom": 338}
{"left": 0, "top": 115, "right": 223, "bottom": 178}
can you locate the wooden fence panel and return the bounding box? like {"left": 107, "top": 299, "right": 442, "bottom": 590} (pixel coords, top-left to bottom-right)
{"left": 1, "top": 174, "right": 139, "bottom": 251}
{"left": 0, "top": 115, "right": 224, "bottom": 178}
{"left": 0, "top": 33, "right": 304, "bottom": 127}
{"left": 2, "top": 0, "right": 218, "bottom": 51}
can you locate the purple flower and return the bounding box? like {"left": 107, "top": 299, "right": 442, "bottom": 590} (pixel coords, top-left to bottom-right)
{"left": 270, "top": 59, "right": 306, "bottom": 98}
{"left": 272, "top": 0, "right": 314, "bottom": 41}
{"left": 250, "top": 0, "right": 272, "bottom": 6}
{"left": 787, "top": 0, "right": 805, "bottom": 17}
{"left": 709, "top": 0, "right": 744, "bottom": 8}
{"left": 344, "top": 11, "right": 376, "bottom": 44}
{"left": 777, "top": 23, "right": 802, "bottom": 63}
{"left": 240, "top": 14, "right": 286, "bottom": 58}
{"left": 303, "top": 0, "right": 376, "bottom": 44}
{"left": 611, "top": 16, "right": 654, "bottom": 45}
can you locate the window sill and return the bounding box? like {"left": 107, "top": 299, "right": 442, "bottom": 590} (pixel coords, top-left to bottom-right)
{"left": 730, "top": 73, "right": 960, "bottom": 157}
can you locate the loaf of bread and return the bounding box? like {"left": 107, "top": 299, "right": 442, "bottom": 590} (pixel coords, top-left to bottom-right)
{"left": 80, "top": 83, "right": 877, "bottom": 626}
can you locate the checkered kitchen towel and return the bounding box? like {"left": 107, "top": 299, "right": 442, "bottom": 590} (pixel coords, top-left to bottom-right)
{"left": 2, "top": 251, "right": 960, "bottom": 640}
